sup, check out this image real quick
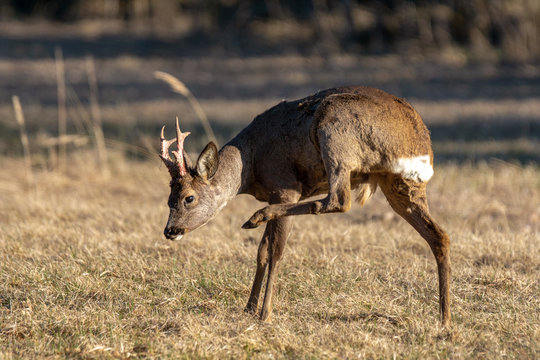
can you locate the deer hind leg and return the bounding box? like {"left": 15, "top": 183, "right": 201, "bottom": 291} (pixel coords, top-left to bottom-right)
{"left": 378, "top": 175, "right": 451, "bottom": 326}
{"left": 242, "top": 164, "right": 352, "bottom": 229}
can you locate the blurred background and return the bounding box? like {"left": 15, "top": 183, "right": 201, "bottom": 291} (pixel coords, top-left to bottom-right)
{"left": 0, "top": 0, "right": 539, "bottom": 166}
{"left": 2, "top": 4, "right": 540, "bottom": 358}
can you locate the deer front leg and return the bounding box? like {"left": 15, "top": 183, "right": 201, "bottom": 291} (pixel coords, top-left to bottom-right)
{"left": 245, "top": 190, "right": 300, "bottom": 318}
{"left": 242, "top": 168, "right": 352, "bottom": 229}
{"left": 259, "top": 216, "right": 293, "bottom": 322}
{"left": 244, "top": 222, "right": 271, "bottom": 313}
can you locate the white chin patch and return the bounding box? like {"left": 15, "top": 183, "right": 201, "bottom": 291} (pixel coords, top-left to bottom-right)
{"left": 392, "top": 155, "right": 434, "bottom": 182}
{"left": 172, "top": 234, "right": 183, "bottom": 241}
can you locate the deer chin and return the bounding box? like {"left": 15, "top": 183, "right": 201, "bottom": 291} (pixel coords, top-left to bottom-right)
{"left": 172, "top": 235, "right": 183, "bottom": 241}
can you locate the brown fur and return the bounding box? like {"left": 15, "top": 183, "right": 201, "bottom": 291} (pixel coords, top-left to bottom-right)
{"left": 161, "top": 86, "right": 451, "bottom": 326}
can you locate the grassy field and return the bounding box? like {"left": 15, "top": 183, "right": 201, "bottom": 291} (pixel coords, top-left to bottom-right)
{"left": 1, "top": 153, "right": 539, "bottom": 359}
{"left": 1, "top": 24, "right": 540, "bottom": 358}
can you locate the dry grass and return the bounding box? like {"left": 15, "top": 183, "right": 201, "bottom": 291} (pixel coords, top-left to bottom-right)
{"left": 1, "top": 153, "right": 538, "bottom": 359}
{"left": 0, "top": 43, "right": 539, "bottom": 358}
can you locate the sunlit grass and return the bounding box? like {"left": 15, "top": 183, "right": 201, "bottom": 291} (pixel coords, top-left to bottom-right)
{"left": 1, "top": 155, "right": 538, "bottom": 358}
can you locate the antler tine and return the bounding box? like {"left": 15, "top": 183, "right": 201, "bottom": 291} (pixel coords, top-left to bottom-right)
{"left": 172, "top": 116, "right": 191, "bottom": 177}
{"left": 159, "top": 125, "right": 178, "bottom": 177}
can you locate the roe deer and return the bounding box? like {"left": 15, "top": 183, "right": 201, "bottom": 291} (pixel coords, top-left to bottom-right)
{"left": 159, "top": 86, "right": 451, "bottom": 326}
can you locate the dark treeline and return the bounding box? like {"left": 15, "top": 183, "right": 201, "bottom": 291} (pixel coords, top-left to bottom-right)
{"left": 1, "top": 0, "right": 538, "bottom": 61}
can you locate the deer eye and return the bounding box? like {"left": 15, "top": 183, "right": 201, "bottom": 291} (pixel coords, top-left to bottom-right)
{"left": 185, "top": 195, "right": 195, "bottom": 204}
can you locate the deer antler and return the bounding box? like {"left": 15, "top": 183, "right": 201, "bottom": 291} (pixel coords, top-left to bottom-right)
{"left": 160, "top": 117, "right": 191, "bottom": 177}
{"left": 172, "top": 117, "right": 191, "bottom": 176}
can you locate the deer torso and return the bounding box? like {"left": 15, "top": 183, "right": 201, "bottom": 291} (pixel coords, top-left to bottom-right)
{"left": 227, "top": 86, "right": 433, "bottom": 202}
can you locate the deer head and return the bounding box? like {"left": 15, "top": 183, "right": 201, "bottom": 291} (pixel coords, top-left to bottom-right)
{"left": 160, "top": 117, "right": 220, "bottom": 240}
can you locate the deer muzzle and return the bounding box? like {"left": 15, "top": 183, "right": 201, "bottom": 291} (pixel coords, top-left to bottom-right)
{"left": 163, "top": 226, "right": 185, "bottom": 241}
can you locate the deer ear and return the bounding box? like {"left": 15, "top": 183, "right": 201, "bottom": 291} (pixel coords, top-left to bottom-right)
{"left": 196, "top": 142, "right": 219, "bottom": 180}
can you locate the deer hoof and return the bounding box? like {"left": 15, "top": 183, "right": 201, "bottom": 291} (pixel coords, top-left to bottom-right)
{"left": 242, "top": 210, "right": 270, "bottom": 229}
{"left": 242, "top": 220, "right": 259, "bottom": 229}
{"left": 244, "top": 303, "right": 257, "bottom": 314}
{"left": 260, "top": 309, "right": 273, "bottom": 323}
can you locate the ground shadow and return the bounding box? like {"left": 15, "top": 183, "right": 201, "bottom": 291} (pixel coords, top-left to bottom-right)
{"left": 318, "top": 311, "right": 401, "bottom": 326}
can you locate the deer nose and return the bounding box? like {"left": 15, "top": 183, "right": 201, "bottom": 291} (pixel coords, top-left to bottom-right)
{"left": 164, "top": 227, "right": 185, "bottom": 240}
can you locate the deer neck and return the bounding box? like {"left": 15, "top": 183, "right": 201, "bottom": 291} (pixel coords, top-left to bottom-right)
{"left": 210, "top": 142, "right": 253, "bottom": 206}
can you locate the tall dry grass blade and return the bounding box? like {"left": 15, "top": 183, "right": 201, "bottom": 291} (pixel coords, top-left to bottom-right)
{"left": 104, "top": 138, "right": 156, "bottom": 160}
{"left": 140, "top": 134, "right": 158, "bottom": 158}
{"left": 55, "top": 46, "right": 67, "bottom": 173}
{"left": 154, "top": 71, "right": 190, "bottom": 97}
{"left": 86, "top": 55, "right": 109, "bottom": 176}
{"left": 11, "top": 95, "right": 33, "bottom": 184}
{"left": 66, "top": 86, "right": 92, "bottom": 133}
{"left": 154, "top": 71, "right": 218, "bottom": 146}
{"left": 64, "top": 82, "right": 100, "bottom": 167}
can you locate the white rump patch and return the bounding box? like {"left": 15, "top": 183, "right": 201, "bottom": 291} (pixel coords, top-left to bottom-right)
{"left": 391, "top": 155, "right": 433, "bottom": 182}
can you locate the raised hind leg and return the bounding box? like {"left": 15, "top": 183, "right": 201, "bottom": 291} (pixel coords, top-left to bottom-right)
{"left": 378, "top": 175, "right": 451, "bottom": 326}
{"left": 242, "top": 162, "right": 352, "bottom": 229}
{"left": 242, "top": 125, "right": 355, "bottom": 229}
